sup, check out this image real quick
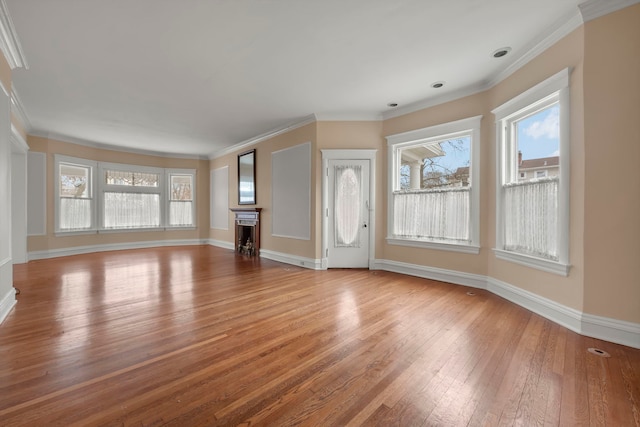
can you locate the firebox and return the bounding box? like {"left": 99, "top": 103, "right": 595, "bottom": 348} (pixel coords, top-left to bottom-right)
{"left": 230, "top": 208, "right": 261, "bottom": 256}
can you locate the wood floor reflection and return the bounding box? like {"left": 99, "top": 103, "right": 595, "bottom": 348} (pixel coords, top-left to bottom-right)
{"left": 2, "top": 246, "right": 639, "bottom": 426}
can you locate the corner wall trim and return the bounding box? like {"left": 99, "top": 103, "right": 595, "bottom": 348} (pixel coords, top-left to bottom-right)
{"left": 0, "top": 287, "right": 17, "bottom": 325}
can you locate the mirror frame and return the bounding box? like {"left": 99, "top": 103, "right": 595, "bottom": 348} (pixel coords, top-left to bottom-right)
{"left": 238, "top": 149, "right": 256, "bottom": 205}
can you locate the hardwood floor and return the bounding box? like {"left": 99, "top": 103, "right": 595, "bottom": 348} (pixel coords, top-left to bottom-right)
{"left": 1, "top": 245, "right": 639, "bottom": 426}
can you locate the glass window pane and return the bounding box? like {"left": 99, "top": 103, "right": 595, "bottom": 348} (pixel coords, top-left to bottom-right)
{"left": 334, "top": 165, "right": 361, "bottom": 247}
{"left": 105, "top": 170, "right": 159, "bottom": 187}
{"left": 399, "top": 137, "right": 470, "bottom": 190}
{"left": 60, "top": 164, "right": 90, "bottom": 198}
{"left": 514, "top": 104, "right": 560, "bottom": 183}
{"left": 170, "top": 175, "right": 193, "bottom": 201}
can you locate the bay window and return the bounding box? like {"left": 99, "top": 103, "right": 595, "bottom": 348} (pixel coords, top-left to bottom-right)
{"left": 55, "top": 156, "right": 196, "bottom": 233}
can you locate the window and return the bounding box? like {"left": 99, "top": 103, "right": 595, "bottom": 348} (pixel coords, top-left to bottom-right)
{"left": 100, "top": 163, "right": 163, "bottom": 229}
{"left": 168, "top": 171, "right": 195, "bottom": 227}
{"left": 55, "top": 156, "right": 96, "bottom": 232}
{"left": 493, "top": 69, "right": 570, "bottom": 275}
{"left": 55, "top": 157, "right": 196, "bottom": 233}
{"left": 386, "top": 116, "right": 481, "bottom": 253}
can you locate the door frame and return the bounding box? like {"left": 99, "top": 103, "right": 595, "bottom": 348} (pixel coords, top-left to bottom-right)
{"left": 321, "top": 149, "right": 377, "bottom": 270}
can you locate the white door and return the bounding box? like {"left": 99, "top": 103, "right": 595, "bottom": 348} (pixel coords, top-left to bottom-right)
{"left": 327, "top": 159, "right": 370, "bottom": 268}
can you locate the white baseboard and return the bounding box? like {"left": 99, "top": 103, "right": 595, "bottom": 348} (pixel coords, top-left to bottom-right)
{"left": 373, "top": 258, "right": 487, "bottom": 289}
{"left": 28, "top": 239, "right": 210, "bottom": 261}
{"left": 375, "top": 258, "right": 640, "bottom": 349}
{"left": 260, "top": 249, "right": 323, "bottom": 270}
{"left": 0, "top": 287, "right": 16, "bottom": 325}
{"left": 206, "top": 239, "right": 235, "bottom": 251}
{"left": 580, "top": 313, "right": 640, "bottom": 350}
{"left": 486, "top": 277, "right": 583, "bottom": 334}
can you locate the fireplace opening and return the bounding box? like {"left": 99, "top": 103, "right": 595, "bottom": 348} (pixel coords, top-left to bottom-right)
{"left": 231, "top": 208, "right": 261, "bottom": 256}
{"left": 238, "top": 225, "right": 256, "bottom": 255}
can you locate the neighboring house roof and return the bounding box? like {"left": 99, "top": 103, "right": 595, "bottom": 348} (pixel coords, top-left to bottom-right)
{"left": 520, "top": 156, "right": 559, "bottom": 169}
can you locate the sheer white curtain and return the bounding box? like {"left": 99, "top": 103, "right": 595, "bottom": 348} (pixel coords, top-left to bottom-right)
{"left": 334, "top": 164, "right": 362, "bottom": 247}
{"left": 504, "top": 178, "right": 558, "bottom": 260}
{"left": 393, "top": 188, "right": 470, "bottom": 242}
{"left": 103, "top": 192, "right": 161, "bottom": 229}
{"left": 59, "top": 198, "right": 92, "bottom": 230}
{"left": 169, "top": 201, "right": 192, "bottom": 226}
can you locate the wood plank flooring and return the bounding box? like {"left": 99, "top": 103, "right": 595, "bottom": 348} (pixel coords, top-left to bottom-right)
{"left": 1, "top": 245, "right": 639, "bottom": 426}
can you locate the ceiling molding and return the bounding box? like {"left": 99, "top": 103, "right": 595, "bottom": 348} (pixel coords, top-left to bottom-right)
{"left": 382, "top": 83, "right": 487, "bottom": 121}
{"left": 313, "top": 112, "right": 382, "bottom": 122}
{"left": 209, "top": 114, "right": 317, "bottom": 159}
{"left": 10, "top": 84, "right": 31, "bottom": 132}
{"left": 483, "top": 11, "right": 583, "bottom": 90}
{"left": 10, "top": 123, "right": 28, "bottom": 153}
{"left": 579, "top": 0, "right": 640, "bottom": 22}
{"left": 0, "top": 0, "right": 27, "bottom": 69}
{"left": 29, "top": 130, "right": 209, "bottom": 160}
{"left": 383, "top": 9, "right": 583, "bottom": 121}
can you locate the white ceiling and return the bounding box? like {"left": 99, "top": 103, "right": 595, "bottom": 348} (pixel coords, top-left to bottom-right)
{"left": 7, "top": 0, "right": 583, "bottom": 157}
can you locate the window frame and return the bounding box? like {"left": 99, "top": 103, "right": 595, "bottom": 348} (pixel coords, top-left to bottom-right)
{"left": 386, "top": 115, "right": 482, "bottom": 254}
{"left": 166, "top": 169, "right": 197, "bottom": 229}
{"left": 54, "top": 155, "right": 97, "bottom": 235}
{"left": 492, "top": 68, "right": 571, "bottom": 276}
{"left": 98, "top": 162, "right": 165, "bottom": 231}
{"left": 55, "top": 157, "right": 197, "bottom": 234}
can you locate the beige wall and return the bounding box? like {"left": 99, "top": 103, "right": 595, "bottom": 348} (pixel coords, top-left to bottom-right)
{"left": 582, "top": 4, "right": 640, "bottom": 323}
{"left": 210, "top": 123, "right": 318, "bottom": 259}
{"left": 316, "top": 121, "right": 385, "bottom": 257}
{"left": 27, "top": 135, "right": 210, "bottom": 253}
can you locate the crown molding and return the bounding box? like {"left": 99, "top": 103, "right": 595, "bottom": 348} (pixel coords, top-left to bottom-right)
{"left": 29, "top": 130, "right": 209, "bottom": 160}
{"left": 10, "top": 84, "right": 31, "bottom": 131}
{"left": 0, "top": 0, "right": 27, "bottom": 69}
{"left": 579, "top": 0, "right": 640, "bottom": 22}
{"left": 313, "top": 112, "right": 382, "bottom": 122}
{"left": 382, "top": 83, "right": 487, "bottom": 121}
{"left": 209, "top": 114, "right": 317, "bottom": 159}
{"left": 483, "top": 11, "right": 583, "bottom": 90}
{"left": 383, "top": 9, "right": 583, "bottom": 121}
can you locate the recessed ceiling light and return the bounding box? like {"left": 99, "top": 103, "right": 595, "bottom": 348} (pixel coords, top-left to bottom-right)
{"left": 431, "top": 81, "right": 445, "bottom": 89}
{"left": 492, "top": 47, "right": 511, "bottom": 58}
{"left": 387, "top": 102, "right": 398, "bottom": 107}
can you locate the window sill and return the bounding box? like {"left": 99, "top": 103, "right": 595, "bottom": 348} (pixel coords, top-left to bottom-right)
{"left": 493, "top": 248, "right": 570, "bottom": 276}
{"left": 386, "top": 237, "right": 480, "bottom": 254}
